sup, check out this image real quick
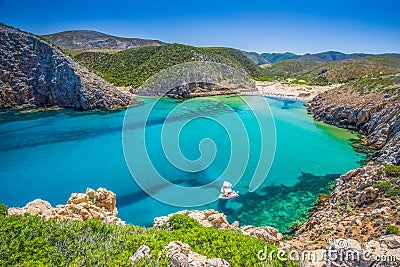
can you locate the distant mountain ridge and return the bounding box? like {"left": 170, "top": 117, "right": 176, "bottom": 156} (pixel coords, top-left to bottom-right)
{"left": 261, "top": 52, "right": 300, "bottom": 63}
{"left": 43, "top": 30, "right": 165, "bottom": 51}
{"left": 257, "top": 51, "right": 382, "bottom": 64}
{"left": 298, "top": 51, "right": 372, "bottom": 62}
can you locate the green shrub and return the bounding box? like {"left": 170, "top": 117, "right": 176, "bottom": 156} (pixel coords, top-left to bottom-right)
{"left": 386, "top": 225, "right": 399, "bottom": 235}
{"left": 387, "top": 188, "right": 400, "bottom": 197}
{"left": 169, "top": 214, "right": 202, "bottom": 230}
{"left": 0, "top": 204, "right": 7, "bottom": 217}
{"left": 384, "top": 164, "right": 400, "bottom": 177}
{"left": 373, "top": 181, "right": 392, "bottom": 190}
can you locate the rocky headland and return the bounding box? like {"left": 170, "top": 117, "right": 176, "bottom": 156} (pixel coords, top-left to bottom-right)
{"left": 0, "top": 25, "right": 137, "bottom": 110}
{"left": 280, "top": 88, "right": 400, "bottom": 266}
{"left": 307, "top": 90, "right": 400, "bottom": 165}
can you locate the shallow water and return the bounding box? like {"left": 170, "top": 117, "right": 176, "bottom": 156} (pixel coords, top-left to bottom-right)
{"left": 0, "top": 96, "right": 366, "bottom": 232}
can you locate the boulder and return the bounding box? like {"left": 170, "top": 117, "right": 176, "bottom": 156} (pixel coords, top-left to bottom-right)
{"left": 166, "top": 241, "right": 231, "bottom": 267}
{"left": 8, "top": 199, "right": 53, "bottom": 220}
{"left": 241, "top": 225, "right": 283, "bottom": 245}
{"left": 129, "top": 245, "right": 152, "bottom": 265}
{"left": 379, "top": 235, "right": 400, "bottom": 249}
{"left": 355, "top": 186, "right": 379, "bottom": 206}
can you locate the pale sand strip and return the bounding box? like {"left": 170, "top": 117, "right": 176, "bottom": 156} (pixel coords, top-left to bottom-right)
{"left": 255, "top": 81, "right": 342, "bottom": 101}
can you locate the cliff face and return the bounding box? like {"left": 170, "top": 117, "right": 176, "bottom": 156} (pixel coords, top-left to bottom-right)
{"left": 0, "top": 25, "right": 136, "bottom": 110}
{"left": 308, "top": 90, "right": 400, "bottom": 164}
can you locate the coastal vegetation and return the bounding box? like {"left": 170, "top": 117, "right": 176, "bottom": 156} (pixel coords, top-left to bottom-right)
{"left": 73, "top": 44, "right": 266, "bottom": 88}
{"left": 73, "top": 41, "right": 400, "bottom": 96}
{"left": 262, "top": 55, "right": 400, "bottom": 86}
{"left": 0, "top": 212, "right": 296, "bottom": 266}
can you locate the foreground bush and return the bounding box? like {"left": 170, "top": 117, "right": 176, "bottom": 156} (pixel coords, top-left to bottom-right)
{"left": 0, "top": 213, "right": 296, "bottom": 266}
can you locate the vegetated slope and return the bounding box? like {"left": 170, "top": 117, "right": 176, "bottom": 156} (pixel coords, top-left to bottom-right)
{"left": 298, "top": 51, "right": 371, "bottom": 62}
{"left": 261, "top": 60, "right": 323, "bottom": 80}
{"left": 0, "top": 24, "right": 134, "bottom": 110}
{"left": 261, "top": 52, "right": 301, "bottom": 63}
{"left": 263, "top": 55, "right": 400, "bottom": 89}
{"left": 242, "top": 51, "right": 270, "bottom": 65}
{"left": 0, "top": 211, "right": 295, "bottom": 267}
{"left": 43, "top": 30, "right": 165, "bottom": 51}
{"left": 74, "top": 44, "right": 266, "bottom": 88}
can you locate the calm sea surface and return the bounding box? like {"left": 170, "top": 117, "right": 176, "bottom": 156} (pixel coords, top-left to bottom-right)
{"left": 0, "top": 95, "right": 366, "bottom": 232}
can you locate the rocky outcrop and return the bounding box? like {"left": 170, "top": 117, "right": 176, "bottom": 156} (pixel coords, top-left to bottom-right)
{"left": 130, "top": 242, "right": 231, "bottom": 267}
{"left": 241, "top": 225, "right": 283, "bottom": 245}
{"left": 8, "top": 199, "right": 54, "bottom": 220}
{"left": 308, "top": 90, "right": 400, "bottom": 164}
{"left": 8, "top": 187, "right": 124, "bottom": 225}
{"left": 153, "top": 209, "right": 283, "bottom": 245}
{"left": 0, "top": 25, "right": 136, "bottom": 110}
{"left": 44, "top": 30, "right": 164, "bottom": 51}
{"left": 290, "top": 163, "right": 400, "bottom": 248}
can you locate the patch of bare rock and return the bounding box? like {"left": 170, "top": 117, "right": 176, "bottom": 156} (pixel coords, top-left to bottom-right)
{"left": 130, "top": 242, "right": 231, "bottom": 267}
{"left": 8, "top": 187, "right": 124, "bottom": 225}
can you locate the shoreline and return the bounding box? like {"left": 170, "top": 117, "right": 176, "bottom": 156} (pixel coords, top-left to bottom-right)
{"left": 254, "top": 81, "right": 342, "bottom": 101}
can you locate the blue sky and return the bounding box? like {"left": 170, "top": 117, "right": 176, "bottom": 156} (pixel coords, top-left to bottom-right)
{"left": 0, "top": 0, "right": 399, "bottom": 54}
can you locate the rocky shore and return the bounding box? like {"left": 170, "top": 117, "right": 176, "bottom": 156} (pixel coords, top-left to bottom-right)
{"left": 282, "top": 88, "right": 400, "bottom": 266}
{"left": 0, "top": 25, "right": 137, "bottom": 110}
{"left": 8, "top": 187, "right": 124, "bottom": 225}
{"left": 307, "top": 90, "right": 400, "bottom": 164}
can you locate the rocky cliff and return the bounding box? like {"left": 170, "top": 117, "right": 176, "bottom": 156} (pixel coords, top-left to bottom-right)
{"left": 44, "top": 30, "right": 164, "bottom": 51}
{"left": 0, "top": 25, "right": 136, "bottom": 110}
{"left": 307, "top": 90, "right": 400, "bottom": 164}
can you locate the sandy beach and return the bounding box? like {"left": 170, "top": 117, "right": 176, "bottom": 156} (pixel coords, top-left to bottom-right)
{"left": 255, "top": 81, "right": 342, "bottom": 101}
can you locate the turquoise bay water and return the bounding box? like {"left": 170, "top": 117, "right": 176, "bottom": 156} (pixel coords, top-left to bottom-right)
{"left": 0, "top": 96, "right": 366, "bottom": 232}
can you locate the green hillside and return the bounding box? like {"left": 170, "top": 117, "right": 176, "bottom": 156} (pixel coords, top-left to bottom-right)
{"left": 74, "top": 44, "right": 266, "bottom": 88}
{"left": 261, "top": 52, "right": 300, "bottom": 63}
{"left": 262, "top": 55, "right": 400, "bottom": 86}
